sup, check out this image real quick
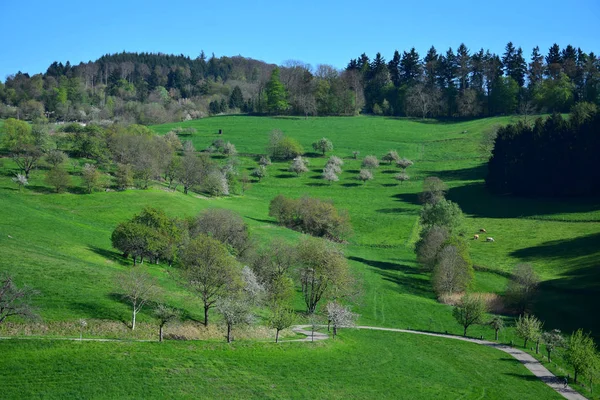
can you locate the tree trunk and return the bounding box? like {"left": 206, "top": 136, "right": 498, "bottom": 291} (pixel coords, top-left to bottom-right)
{"left": 333, "top": 325, "right": 337, "bottom": 338}
{"left": 275, "top": 329, "right": 280, "bottom": 343}
{"left": 535, "top": 339, "right": 540, "bottom": 354}
{"left": 524, "top": 338, "right": 528, "bottom": 348}
{"left": 463, "top": 326, "right": 467, "bottom": 337}
{"left": 495, "top": 329, "right": 499, "bottom": 341}
{"left": 227, "top": 323, "right": 232, "bottom": 343}
{"left": 159, "top": 325, "right": 163, "bottom": 342}
{"left": 132, "top": 309, "right": 136, "bottom": 330}
{"left": 547, "top": 350, "right": 551, "bottom": 363}
{"left": 204, "top": 305, "right": 209, "bottom": 326}
{"left": 574, "top": 370, "right": 578, "bottom": 384}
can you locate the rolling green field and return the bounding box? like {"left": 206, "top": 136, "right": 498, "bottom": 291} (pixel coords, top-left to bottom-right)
{"left": 1, "top": 115, "right": 599, "bottom": 398}
{"left": 0, "top": 330, "right": 561, "bottom": 399}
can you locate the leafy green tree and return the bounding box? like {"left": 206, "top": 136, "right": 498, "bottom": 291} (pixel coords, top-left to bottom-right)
{"left": 565, "top": 329, "right": 597, "bottom": 384}
{"left": 420, "top": 177, "right": 447, "bottom": 205}
{"left": 81, "top": 163, "right": 101, "bottom": 193}
{"left": 2, "top": 118, "right": 42, "bottom": 179}
{"left": 115, "top": 163, "right": 134, "bottom": 190}
{"left": 452, "top": 294, "right": 487, "bottom": 336}
{"left": 420, "top": 199, "right": 464, "bottom": 233}
{"left": 534, "top": 72, "right": 574, "bottom": 112}
{"left": 489, "top": 316, "right": 504, "bottom": 341}
{"left": 46, "top": 166, "right": 71, "bottom": 193}
{"left": 490, "top": 77, "right": 519, "bottom": 115}
{"left": 515, "top": 314, "right": 543, "bottom": 349}
{"left": 312, "top": 138, "right": 333, "bottom": 156}
{"left": 269, "top": 304, "right": 295, "bottom": 343}
{"left": 180, "top": 235, "right": 239, "bottom": 326}
{"left": 265, "top": 67, "right": 289, "bottom": 114}
{"left": 111, "top": 221, "right": 152, "bottom": 265}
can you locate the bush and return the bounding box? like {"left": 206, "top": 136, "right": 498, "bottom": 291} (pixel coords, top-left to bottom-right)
{"left": 268, "top": 195, "right": 352, "bottom": 242}
{"left": 267, "top": 130, "right": 304, "bottom": 160}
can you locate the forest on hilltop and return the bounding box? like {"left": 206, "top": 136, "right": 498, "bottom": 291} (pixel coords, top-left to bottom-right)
{"left": 0, "top": 42, "right": 599, "bottom": 124}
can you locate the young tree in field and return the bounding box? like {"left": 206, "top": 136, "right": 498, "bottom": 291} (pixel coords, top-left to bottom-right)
{"left": 289, "top": 156, "right": 309, "bottom": 176}
{"left": 312, "top": 138, "right": 333, "bottom": 156}
{"left": 154, "top": 304, "right": 180, "bottom": 342}
{"left": 240, "top": 172, "right": 251, "bottom": 194}
{"left": 0, "top": 274, "right": 39, "bottom": 325}
{"left": 216, "top": 295, "right": 252, "bottom": 343}
{"left": 415, "top": 225, "right": 449, "bottom": 271}
{"left": 420, "top": 177, "right": 447, "bottom": 205}
{"left": 432, "top": 244, "right": 473, "bottom": 295}
{"left": 395, "top": 172, "right": 410, "bottom": 184}
{"left": 251, "top": 165, "right": 267, "bottom": 181}
{"left": 2, "top": 118, "right": 43, "bottom": 179}
{"left": 506, "top": 263, "right": 540, "bottom": 314}
{"left": 259, "top": 155, "right": 272, "bottom": 166}
{"left": 269, "top": 304, "right": 295, "bottom": 343}
{"left": 180, "top": 235, "right": 239, "bottom": 326}
{"left": 223, "top": 142, "right": 237, "bottom": 157}
{"left": 542, "top": 329, "right": 564, "bottom": 363}
{"left": 81, "top": 163, "right": 101, "bottom": 193}
{"left": 322, "top": 165, "right": 339, "bottom": 184}
{"left": 489, "top": 316, "right": 504, "bottom": 341}
{"left": 45, "top": 149, "right": 67, "bottom": 168}
{"left": 12, "top": 174, "right": 28, "bottom": 191}
{"left": 396, "top": 157, "right": 413, "bottom": 170}
{"left": 361, "top": 155, "right": 379, "bottom": 169}
{"left": 46, "top": 166, "right": 71, "bottom": 193}
{"left": 420, "top": 199, "right": 464, "bottom": 234}
{"left": 515, "top": 314, "right": 543, "bottom": 349}
{"left": 177, "top": 148, "right": 204, "bottom": 194}
{"left": 565, "top": 329, "right": 597, "bottom": 384}
{"left": 352, "top": 151, "right": 360, "bottom": 159}
{"left": 357, "top": 169, "right": 373, "bottom": 183}
{"left": 325, "top": 301, "right": 358, "bottom": 338}
{"left": 297, "top": 237, "right": 353, "bottom": 314}
{"left": 115, "top": 163, "right": 134, "bottom": 190}
{"left": 116, "top": 267, "right": 160, "bottom": 330}
{"left": 382, "top": 150, "right": 400, "bottom": 165}
{"left": 452, "top": 294, "right": 487, "bottom": 337}
{"left": 327, "top": 155, "right": 344, "bottom": 167}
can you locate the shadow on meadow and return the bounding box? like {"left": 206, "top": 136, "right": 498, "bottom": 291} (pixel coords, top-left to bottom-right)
{"left": 512, "top": 233, "right": 600, "bottom": 340}
{"left": 375, "top": 207, "right": 418, "bottom": 214}
{"left": 422, "top": 164, "right": 487, "bottom": 182}
{"left": 88, "top": 246, "right": 130, "bottom": 266}
{"left": 349, "top": 256, "right": 433, "bottom": 298}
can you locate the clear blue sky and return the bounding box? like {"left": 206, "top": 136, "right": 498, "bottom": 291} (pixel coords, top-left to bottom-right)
{"left": 1, "top": 0, "right": 599, "bottom": 81}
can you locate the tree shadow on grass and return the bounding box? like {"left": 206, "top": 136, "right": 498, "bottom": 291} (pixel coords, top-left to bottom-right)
{"left": 349, "top": 256, "right": 433, "bottom": 298}
{"left": 342, "top": 183, "right": 361, "bottom": 188}
{"left": 375, "top": 207, "right": 418, "bottom": 214}
{"left": 510, "top": 233, "right": 600, "bottom": 340}
{"left": 446, "top": 182, "right": 600, "bottom": 219}
{"left": 381, "top": 169, "right": 397, "bottom": 174}
{"left": 66, "top": 299, "right": 124, "bottom": 322}
{"left": 26, "top": 185, "right": 56, "bottom": 194}
{"left": 392, "top": 192, "right": 420, "bottom": 205}
{"left": 307, "top": 182, "right": 327, "bottom": 187}
{"left": 381, "top": 183, "right": 398, "bottom": 188}
{"left": 422, "top": 164, "right": 487, "bottom": 182}
{"left": 346, "top": 169, "right": 360, "bottom": 174}
{"left": 246, "top": 216, "right": 278, "bottom": 225}
{"left": 275, "top": 174, "right": 296, "bottom": 179}
{"left": 88, "top": 246, "right": 130, "bottom": 266}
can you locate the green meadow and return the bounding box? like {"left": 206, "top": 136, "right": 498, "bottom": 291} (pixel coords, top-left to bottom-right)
{"left": 0, "top": 115, "right": 598, "bottom": 398}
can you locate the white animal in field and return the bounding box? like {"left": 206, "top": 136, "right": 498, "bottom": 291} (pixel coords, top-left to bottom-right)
{"left": 486, "top": 237, "right": 495, "bottom": 242}
{"left": 474, "top": 234, "right": 479, "bottom": 240}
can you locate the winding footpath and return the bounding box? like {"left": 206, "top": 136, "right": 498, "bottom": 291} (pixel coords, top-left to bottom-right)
{"left": 291, "top": 325, "right": 587, "bottom": 400}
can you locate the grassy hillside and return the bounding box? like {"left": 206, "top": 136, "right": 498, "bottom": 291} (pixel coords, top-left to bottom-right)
{"left": 1, "top": 115, "right": 598, "bottom": 398}
{"left": 0, "top": 330, "right": 561, "bottom": 400}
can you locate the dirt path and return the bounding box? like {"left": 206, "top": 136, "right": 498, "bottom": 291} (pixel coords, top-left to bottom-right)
{"left": 291, "top": 325, "right": 586, "bottom": 400}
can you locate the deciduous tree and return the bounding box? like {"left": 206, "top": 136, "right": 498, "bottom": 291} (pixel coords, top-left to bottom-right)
{"left": 452, "top": 294, "right": 487, "bottom": 336}
{"left": 116, "top": 267, "right": 160, "bottom": 330}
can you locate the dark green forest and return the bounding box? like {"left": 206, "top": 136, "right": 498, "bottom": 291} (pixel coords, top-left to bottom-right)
{"left": 1, "top": 42, "right": 599, "bottom": 124}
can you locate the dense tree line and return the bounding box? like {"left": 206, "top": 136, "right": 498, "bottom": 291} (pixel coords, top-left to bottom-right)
{"left": 2, "top": 42, "right": 597, "bottom": 124}
{"left": 487, "top": 103, "right": 600, "bottom": 196}
{"left": 347, "top": 43, "right": 600, "bottom": 117}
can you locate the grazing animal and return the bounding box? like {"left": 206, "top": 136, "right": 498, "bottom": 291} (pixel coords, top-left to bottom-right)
{"left": 486, "top": 237, "right": 494, "bottom": 242}
{"left": 474, "top": 234, "right": 479, "bottom": 240}
{"left": 480, "top": 228, "right": 487, "bottom": 233}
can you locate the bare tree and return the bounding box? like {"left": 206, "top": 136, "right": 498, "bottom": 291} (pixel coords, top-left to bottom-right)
{"left": 432, "top": 245, "right": 473, "bottom": 296}
{"left": 0, "top": 275, "right": 40, "bottom": 325}
{"left": 382, "top": 150, "right": 399, "bottom": 165}
{"left": 190, "top": 208, "right": 252, "bottom": 258}
{"left": 415, "top": 225, "right": 450, "bottom": 271}
{"left": 405, "top": 84, "right": 442, "bottom": 119}
{"left": 116, "top": 267, "right": 160, "bottom": 330}
{"left": 420, "top": 177, "right": 447, "bottom": 205}
{"left": 506, "top": 263, "right": 540, "bottom": 314}
{"left": 177, "top": 147, "right": 204, "bottom": 194}
{"left": 395, "top": 172, "right": 410, "bottom": 184}
{"left": 326, "top": 301, "right": 358, "bottom": 338}
{"left": 396, "top": 158, "right": 413, "bottom": 170}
